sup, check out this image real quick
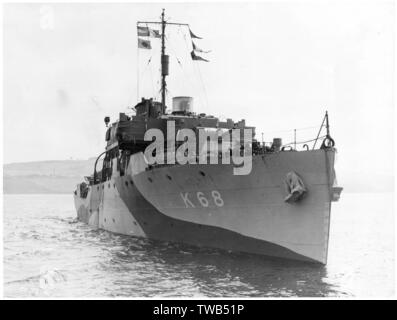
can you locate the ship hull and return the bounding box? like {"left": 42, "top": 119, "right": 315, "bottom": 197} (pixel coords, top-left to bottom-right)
{"left": 74, "top": 177, "right": 318, "bottom": 263}
{"left": 74, "top": 149, "right": 337, "bottom": 264}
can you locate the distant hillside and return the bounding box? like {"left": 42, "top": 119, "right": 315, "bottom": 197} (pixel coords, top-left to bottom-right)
{"left": 3, "top": 159, "right": 99, "bottom": 194}
{"left": 3, "top": 175, "right": 83, "bottom": 194}
{"left": 2, "top": 158, "right": 394, "bottom": 194}
{"left": 4, "top": 159, "right": 97, "bottom": 177}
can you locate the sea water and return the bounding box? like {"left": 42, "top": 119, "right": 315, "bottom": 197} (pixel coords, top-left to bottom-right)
{"left": 3, "top": 193, "right": 394, "bottom": 297}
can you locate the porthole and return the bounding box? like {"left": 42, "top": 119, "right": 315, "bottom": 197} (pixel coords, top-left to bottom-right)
{"left": 199, "top": 171, "right": 205, "bottom": 177}
{"left": 130, "top": 180, "right": 133, "bottom": 185}
{"left": 125, "top": 181, "right": 129, "bottom": 187}
{"left": 166, "top": 175, "right": 172, "bottom": 180}
{"left": 148, "top": 177, "right": 153, "bottom": 183}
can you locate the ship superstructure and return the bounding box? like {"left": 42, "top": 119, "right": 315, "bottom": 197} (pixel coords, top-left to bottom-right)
{"left": 74, "top": 10, "right": 342, "bottom": 264}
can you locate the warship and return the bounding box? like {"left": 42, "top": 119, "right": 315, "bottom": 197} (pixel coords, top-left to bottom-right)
{"left": 74, "top": 10, "right": 342, "bottom": 264}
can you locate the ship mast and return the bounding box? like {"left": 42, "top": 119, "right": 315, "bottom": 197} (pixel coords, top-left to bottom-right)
{"left": 138, "top": 10, "right": 190, "bottom": 114}
{"left": 160, "top": 9, "right": 168, "bottom": 114}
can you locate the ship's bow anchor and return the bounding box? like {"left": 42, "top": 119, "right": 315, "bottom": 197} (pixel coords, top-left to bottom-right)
{"left": 284, "top": 171, "right": 307, "bottom": 203}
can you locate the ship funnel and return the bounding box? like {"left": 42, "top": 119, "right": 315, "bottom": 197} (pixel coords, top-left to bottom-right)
{"left": 272, "top": 138, "right": 282, "bottom": 152}
{"left": 172, "top": 96, "right": 193, "bottom": 114}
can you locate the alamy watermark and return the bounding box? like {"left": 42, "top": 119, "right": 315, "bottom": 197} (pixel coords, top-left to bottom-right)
{"left": 143, "top": 121, "right": 253, "bottom": 175}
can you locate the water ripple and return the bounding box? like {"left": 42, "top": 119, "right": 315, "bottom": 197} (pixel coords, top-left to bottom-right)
{"left": 3, "top": 194, "right": 394, "bottom": 297}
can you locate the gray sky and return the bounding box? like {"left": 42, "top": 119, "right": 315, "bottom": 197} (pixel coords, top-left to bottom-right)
{"left": 3, "top": 2, "right": 394, "bottom": 180}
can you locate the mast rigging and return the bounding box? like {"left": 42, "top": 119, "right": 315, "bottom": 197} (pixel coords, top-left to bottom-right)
{"left": 137, "top": 9, "right": 191, "bottom": 114}
{"left": 137, "top": 9, "right": 208, "bottom": 114}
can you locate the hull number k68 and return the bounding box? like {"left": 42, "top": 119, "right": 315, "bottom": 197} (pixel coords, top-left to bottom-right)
{"left": 181, "top": 191, "right": 224, "bottom": 208}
